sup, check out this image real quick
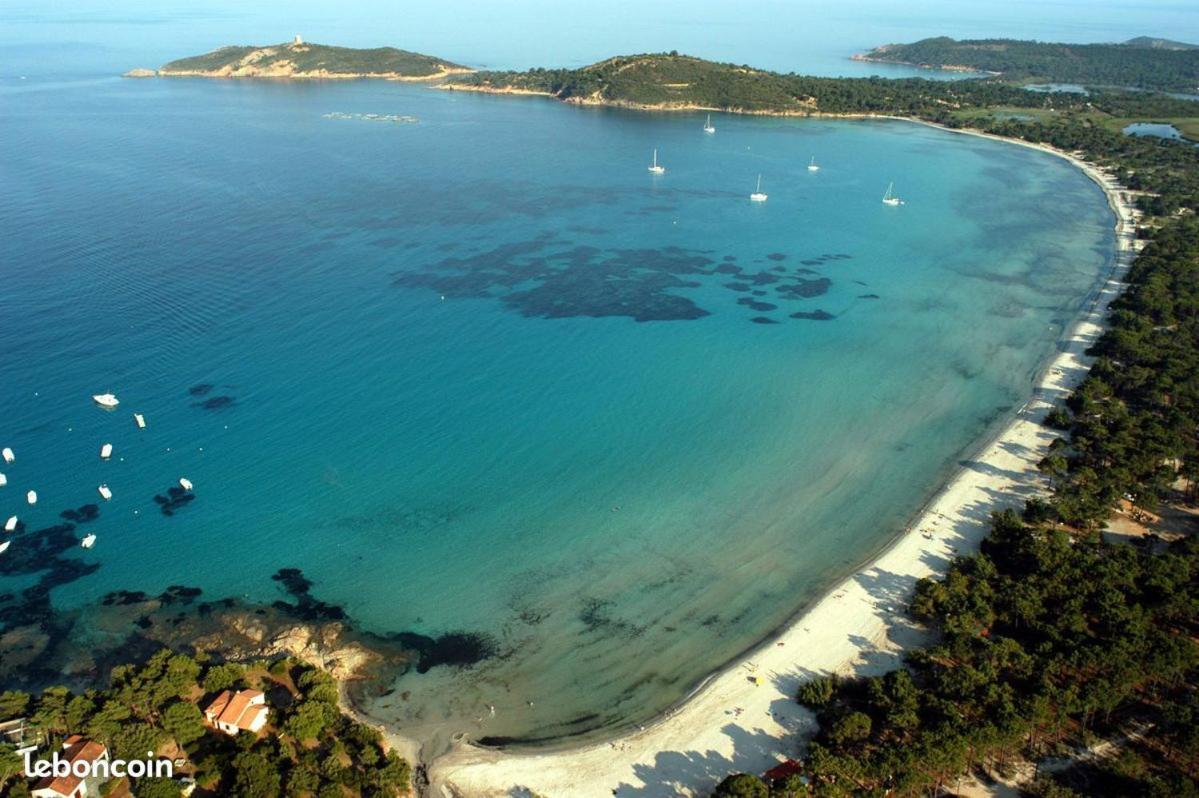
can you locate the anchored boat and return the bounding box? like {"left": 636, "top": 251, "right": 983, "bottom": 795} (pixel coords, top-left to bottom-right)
{"left": 750, "top": 174, "right": 768, "bottom": 202}
{"left": 882, "top": 182, "right": 904, "bottom": 206}
{"left": 648, "top": 148, "right": 665, "bottom": 174}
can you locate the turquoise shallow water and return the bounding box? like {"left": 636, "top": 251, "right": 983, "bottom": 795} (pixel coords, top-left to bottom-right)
{"left": 0, "top": 75, "right": 1113, "bottom": 746}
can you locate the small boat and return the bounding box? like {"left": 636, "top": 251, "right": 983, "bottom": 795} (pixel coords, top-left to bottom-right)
{"left": 882, "top": 182, "right": 904, "bottom": 206}
{"left": 807, "top": 156, "right": 820, "bottom": 172}
{"left": 750, "top": 174, "right": 768, "bottom": 202}
{"left": 648, "top": 148, "right": 665, "bottom": 174}
{"left": 1, "top": 447, "right": 13, "bottom": 464}
{"left": 26, "top": 490, "right": 37, "bottom": 506}
{"left": 179, "top": 477, "right": 194, "bottom": 491}
{"left": 0, "top": 541, "right": 9, "bottom": 555}
{"left": 97, "top": 484, "right": 112, "bottom": 501}
{"left": 4, "top": 516, "right": 16, "bottom": 532}
{"left": 0, "top": 472, "right": 6, "bottom": 487}
{"left": 100, "top": 443, "right": 113, "bottom": 460}
{"left": 81, "top": 534, "right": 96, "bottom": 549}
{"left": 703, "top": 114, "right": 715, "bottom": 134}
{"left": 93, "top": 393, "right": 119, "bottom": 409}
{"left": 133, "top": 413, "right": 146, "bottom": 429}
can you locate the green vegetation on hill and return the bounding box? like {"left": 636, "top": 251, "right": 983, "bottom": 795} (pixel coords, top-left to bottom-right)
{"left": 447, "top": 53, "right": 1199, "bottom": 148}
{"left": 450, "top": 53, "right": 815, "bottom": 112}
{"left": 0, "top": 652, "right": 410, "bottom": 797}
{"left": 1124, "top": 37, "right": 1199, "bottom": 52}
{"left": 160, "top": 41, "right": 465, "bottom": 78}
{"left": 859, "top": 36, "right": 1199, "bottom": 91}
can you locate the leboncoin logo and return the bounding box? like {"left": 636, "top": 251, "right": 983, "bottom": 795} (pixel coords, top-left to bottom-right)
{"left": 23, "top": 750, "right": 174, "bottom": 780}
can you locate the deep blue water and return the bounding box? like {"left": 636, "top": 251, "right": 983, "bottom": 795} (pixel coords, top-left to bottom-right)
{"left": 0, "top": 72, "right": 1116, "bottom": 746}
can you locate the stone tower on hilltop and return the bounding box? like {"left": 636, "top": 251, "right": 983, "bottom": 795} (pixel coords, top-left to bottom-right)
{"left": 293, "top": 34, "right": 303, "bottom": 45}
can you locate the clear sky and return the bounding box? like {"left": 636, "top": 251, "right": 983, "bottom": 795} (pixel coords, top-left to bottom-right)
{"left": 2, "top": 0, "right": 1197, "bottom": 75}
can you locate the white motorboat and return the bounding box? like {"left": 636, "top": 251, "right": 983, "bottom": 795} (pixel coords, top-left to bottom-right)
{"left": 93, "top": 393, "right": 120, "bottom": 408}
{"left": 179, "top": 477, "right": 194, "bottom": 491}
{"left": 5, "top": 516, "right": 17, "bottom": 532}
{"left": 81, "top": 533, "right": 96, "bottom": 549}
{"left": 1, "top": 447, "right": 13, "bottom": 464}
{"left": 0, "top": 541, "right": 9, "bottom": 555}
{"left": 100, "top": 443, "right": 113, "bottom": 460}
{"left": 98, "top": 484, "right": 113, "bottom": 501}
{"left": 26, "top": 490, "right": 37, "bottom": 505}
{"left": 133, "top": 413, "right": 147, "bottom": 429}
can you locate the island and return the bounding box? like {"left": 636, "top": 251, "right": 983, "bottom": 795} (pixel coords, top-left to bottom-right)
{"left": 853, "top": 36, "right": 1199, "bottom": 91}
{"left": 129, "top": 36, "right": 471, "bottom": 80}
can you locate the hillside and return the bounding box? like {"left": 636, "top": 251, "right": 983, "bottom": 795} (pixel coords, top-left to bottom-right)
{"left": 155, "top": 40, "right": 470, "bottom": 79}
{"left": 857, "top": 36, "right": 1199, "bottom": 91}
{"left": 443, "top": 53, "right": 818, "bottom": 113}
{"left": 1124, "top": 36, "right": 1199, "bottom": 51}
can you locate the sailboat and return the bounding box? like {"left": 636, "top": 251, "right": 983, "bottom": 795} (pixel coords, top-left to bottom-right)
{"left": 750, "top": 174, "right": 768, "bottom": 202}
{"left": 807, "top": 156, "right": 820, "bottom": 172}
{"left": 703, "top": 114, "right": 716, "bottom": 134}
{"left": 882, "top": 182, "right": 903, "bottom": 206}
{"left": 648, "top": 149, "right": 665, "bottom": 174}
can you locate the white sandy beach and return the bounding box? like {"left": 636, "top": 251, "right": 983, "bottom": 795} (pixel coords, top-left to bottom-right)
{"left": 416, "top": 128, "right": 1140, "bottom": 798}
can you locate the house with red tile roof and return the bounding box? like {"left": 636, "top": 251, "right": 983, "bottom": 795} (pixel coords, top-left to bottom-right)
{"left": 31, "top": 736, "right": 109, "bottom": 798}
{"left": 202, "top": 689, "right": 269, "bottom": 736}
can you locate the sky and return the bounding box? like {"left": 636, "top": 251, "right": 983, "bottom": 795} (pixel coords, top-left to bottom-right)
{"left": 1, "top": 0, "right": 1197, "bottom": 76}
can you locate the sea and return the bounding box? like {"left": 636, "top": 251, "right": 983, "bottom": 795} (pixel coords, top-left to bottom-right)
{"left": 0, "top": 0, "right": 1149, "bottom": 750}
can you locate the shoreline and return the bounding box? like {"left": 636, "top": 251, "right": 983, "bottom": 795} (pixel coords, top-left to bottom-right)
{"left": 417, "top": 120, "right": 1139, "bottom": 797}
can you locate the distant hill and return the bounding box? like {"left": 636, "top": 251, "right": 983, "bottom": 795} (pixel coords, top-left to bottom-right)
{"left": 441, "top": 53, "right": 816, "bottom": 113}
{"left": 856, "top": 36, "right": 1199, "bottom": 91}
{"left": 1124, "top": 36, "right": 1198, "bottom": 51}
{"left": 152, "top": 40, "right": 470, "bottom": 79}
